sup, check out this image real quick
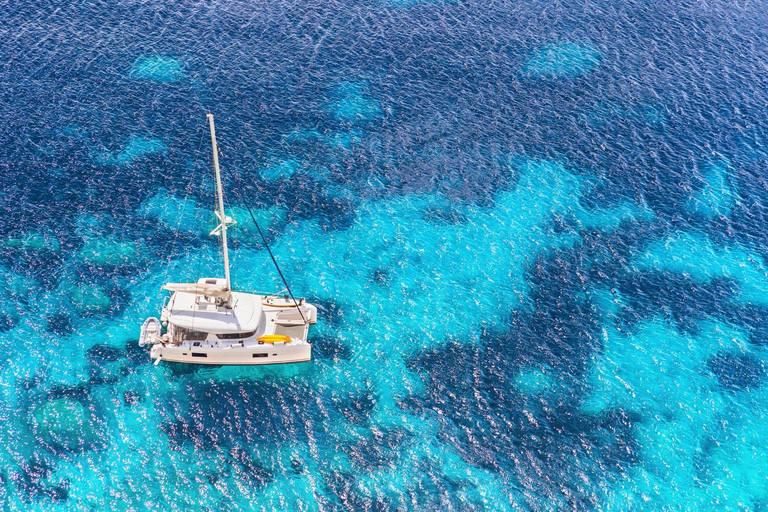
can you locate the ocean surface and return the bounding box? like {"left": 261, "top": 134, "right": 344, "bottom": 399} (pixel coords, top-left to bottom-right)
{"left": 1, "top": 0, "right": 768, "bottom": 509}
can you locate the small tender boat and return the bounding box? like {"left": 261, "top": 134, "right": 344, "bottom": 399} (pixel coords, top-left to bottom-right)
{"left": 140, "top": 114, "right": 317, "bottom": 365}
{"left": 139, "top": 317, "right": 161, "bottom": 347}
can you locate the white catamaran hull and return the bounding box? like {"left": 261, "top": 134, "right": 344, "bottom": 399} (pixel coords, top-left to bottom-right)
{"left": 150, "top": 342, "right": 311, "bottom": 365}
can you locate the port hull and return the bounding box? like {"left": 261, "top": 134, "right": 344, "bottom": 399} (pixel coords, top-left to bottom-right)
{"left": 150, "top": 343, "right": 311, "bottom": 365}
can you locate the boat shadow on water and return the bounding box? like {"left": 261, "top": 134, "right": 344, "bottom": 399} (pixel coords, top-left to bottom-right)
{"left": 163, "top": 359, "right": 315, "bottom": 380}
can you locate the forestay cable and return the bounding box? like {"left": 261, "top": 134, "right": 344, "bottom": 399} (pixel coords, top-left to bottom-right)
{"left": 243, "top": 204, "right": 307, "bottom": 325}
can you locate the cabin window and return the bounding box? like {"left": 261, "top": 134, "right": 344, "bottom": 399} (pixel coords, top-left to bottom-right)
{"left": 178, "top": 328, "right": 208, "bottom": 341}
{"left": 253, "top": 353, "right": 268, "bottom": 358}
{"left": 191, "top": 352, "right": 207, "bottom": 358}
{"left": 217, "top": 330, "right": 257, "bottom": 340}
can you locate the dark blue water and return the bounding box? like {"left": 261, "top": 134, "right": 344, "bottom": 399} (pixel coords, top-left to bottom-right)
{"left": 2, "top": 0, "right": 768, "bottom": 509}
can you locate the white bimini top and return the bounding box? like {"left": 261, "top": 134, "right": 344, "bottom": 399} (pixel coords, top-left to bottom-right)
{"left": 165, "top": 290, "right": 263, "bottom": 334}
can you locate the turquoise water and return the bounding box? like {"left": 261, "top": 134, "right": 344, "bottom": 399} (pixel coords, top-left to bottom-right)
{"left": 3, "top": 0, "right": 768, "bottom": 509}
{"left": 129, "top": 56, "right": 185, "bottom": 84}
{"left": 523, "top": 43, "right": 602, "bottom": 79}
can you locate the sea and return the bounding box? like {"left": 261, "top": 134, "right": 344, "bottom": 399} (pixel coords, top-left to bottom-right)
{"left": 1, "top": 0, "right": 768, "bottom": 509}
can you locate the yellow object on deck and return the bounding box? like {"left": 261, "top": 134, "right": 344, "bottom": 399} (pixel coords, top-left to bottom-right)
{"left": 258, "top": 335, "right": 291, "bottom": 344}
{"left": 262, "top": 300, "right": 300, "bottom": 307}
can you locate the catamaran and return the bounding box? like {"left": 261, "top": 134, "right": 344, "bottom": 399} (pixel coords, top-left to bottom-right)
{"left": 139, "top": 114, "right": 317, "bottom": 365}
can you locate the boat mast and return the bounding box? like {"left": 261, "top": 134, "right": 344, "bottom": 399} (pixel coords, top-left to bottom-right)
{"left": 207, "top": 114, "right": 232, "bottom": 293}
